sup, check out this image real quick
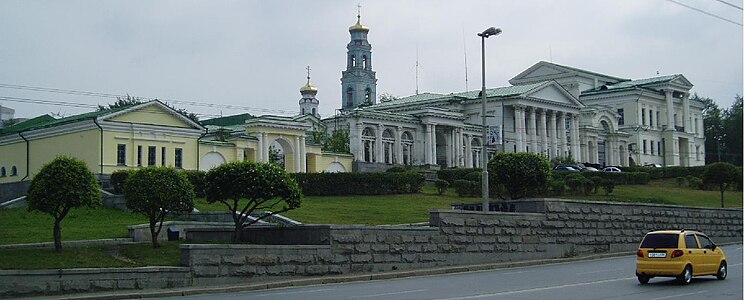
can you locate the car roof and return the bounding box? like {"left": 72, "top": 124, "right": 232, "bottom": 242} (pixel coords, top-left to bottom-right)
{"left": 646, "top": 230, "right": 703, "bottom": 235}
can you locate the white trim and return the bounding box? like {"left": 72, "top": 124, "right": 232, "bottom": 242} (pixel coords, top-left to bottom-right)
{"left": 98, "top": 100, "right": 205, "bottom": 131}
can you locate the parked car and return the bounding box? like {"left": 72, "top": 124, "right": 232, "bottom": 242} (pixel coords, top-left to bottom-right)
{"left": 602, "top": 167, "right": 621, "bottom": 172}
{"left": 636, "top": 229, "right": 727, "bottom": 285}
{"left": 553, "top": 166, "right": 579, "bottom": 172}
{"left": 643, "top": 163, "right": 662, "bottom": 168}
{"left": 580, "top": 166, "right": 599, "bottom": 172}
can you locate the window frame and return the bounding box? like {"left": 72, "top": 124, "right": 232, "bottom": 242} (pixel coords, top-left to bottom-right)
{"left": 117, "top": 144, "right": 126, "bottom": 166}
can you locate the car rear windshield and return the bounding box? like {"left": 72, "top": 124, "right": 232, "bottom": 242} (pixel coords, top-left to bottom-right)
{"left": 640, "top": 234, "right": 678, "bottom": 248}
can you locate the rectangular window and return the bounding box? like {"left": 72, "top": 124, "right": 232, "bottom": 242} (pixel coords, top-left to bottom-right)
{"left": 694, "top": 118, "right": 698, "bottom": 134}
{"left": 161, "top": 147, "right": 167, "bottom": 166}
{"left": 649, "top": 110, "right": 653, "bottom": 127}
{"left": 137, "top": 145, "right": 142, "bottom": 166}
{"left": 175, "top": 148, "right": 183, "bottom": 169}
{"left": 650, "top": 141, "right": 654, "bottom": 156}
{"left": 117, "top": 144, "right": 126, "bottom": 166}
{"left": 617, "top": 109, "right": 624, "bottom": 125}
{"left": 643, "top": 139, "right": 647, "bottom": 154}
{"left": 641, "top": 108, "right": 646, "bottom": 126}
{"left": 656, "top": 111, "right": 660, "bottom": 127}
{"left": 657, "top": 141, "right": 662, "bottom": 156}
{"left": 148, "top": 146, "right": 156, "bottom": 166}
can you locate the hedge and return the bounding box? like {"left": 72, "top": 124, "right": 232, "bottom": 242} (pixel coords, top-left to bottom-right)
{"left": 554, "top": 171, "right": 650, "bottom": 185}
{"left": 437, "top": 168, "right": 480, "bottom": 185}
{"left": 110, "top": 170, "right": 133, "bottom": 194}
{"left": 181, "top": 170, "right": 207, "bottom": 198}
{"left": 292, "top": 171, "right": 425, "bottom": 196}
{"left": 621, "top": 166, "right": 707, "bottom": 179}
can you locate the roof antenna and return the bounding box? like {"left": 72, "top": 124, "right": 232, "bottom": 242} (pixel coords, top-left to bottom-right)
{"left": 415, "top": 44, "right": 421, "bottom": 95}
{"left": 656, "top": 70, "right": 660, "bottom": 75}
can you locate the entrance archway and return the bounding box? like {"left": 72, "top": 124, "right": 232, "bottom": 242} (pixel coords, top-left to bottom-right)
{"left": 200, "top": 152, "right": 226, "bottom": 171}
{"left": 268, "top": 137, "right": 295, "bottom": 172}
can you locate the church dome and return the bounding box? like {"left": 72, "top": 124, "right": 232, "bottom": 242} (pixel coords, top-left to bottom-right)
{"left": 348, "top": 18, "right": 369, "bottom": 32}
{"left": 300, "top": 79, "right": 318, "bottom": 93}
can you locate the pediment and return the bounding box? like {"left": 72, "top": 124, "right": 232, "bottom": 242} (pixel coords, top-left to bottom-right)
{"left": 102, "top": 101, "right": 203, "bottom": 130}
{"left": 510, "top": 62, "right": 571, "bottom": 84}
{"left": 670, "top": 75, "right": 693, "bottom": 88}
{"left": 525, "top": 82, "right": 584, "bottom": 108}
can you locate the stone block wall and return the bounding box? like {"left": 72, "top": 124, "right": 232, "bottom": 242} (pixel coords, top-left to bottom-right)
{"left": 0, "top": 267, "right": 190, "bottom": 298}
{"left": 184, "top": 199, "right": 742, "bottom": 281}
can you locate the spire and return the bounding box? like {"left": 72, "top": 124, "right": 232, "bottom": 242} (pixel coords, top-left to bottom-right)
{"left": 299, "top": 65, "right": 319, "bottom": 117}
{"left": 300, "top": 65, "right": 318, "bottom": 94}
{"left": 349, "top": 4, "right": 369, "bottom": 32}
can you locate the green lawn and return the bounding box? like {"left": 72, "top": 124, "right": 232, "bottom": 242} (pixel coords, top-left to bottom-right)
{"left": 559, "top": 178, "right": 743, "bottom": 208}
{"left": 0, "top": 242, "right": 181, "bottom": 270}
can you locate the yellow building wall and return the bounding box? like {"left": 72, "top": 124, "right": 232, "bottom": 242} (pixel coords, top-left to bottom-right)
{"left": 309, "top": 152, "right": 353, "bottom": 173}
{"left": 108, "top": 105, "right": 193, "bottom": 128}
{"left": 102, "top": 130, "right": 200, "bottom": 174}
{"left": 26, "top": 128, "right": 101, "bottom": 179}
{"left": 0, "top": 141, "right": 28, "bottom": 183}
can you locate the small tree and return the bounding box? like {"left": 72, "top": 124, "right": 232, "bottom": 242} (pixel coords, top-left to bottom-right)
{"left": 435, "top": 179, "right": 450, "bottom": 195}
{"left": 26, "top": 156, "right": 101, "bottom": 252}
{"left": 702, "top": 162, "right": 740, "bottom": 208}
{"left": 205, "top": 161, "right": 302, "bottom": 242}
{"left": 488, "top": 152, "right": 551, "bottom": 199}
{"left": 124, "top": 167, "right": 195, "bottom": 248}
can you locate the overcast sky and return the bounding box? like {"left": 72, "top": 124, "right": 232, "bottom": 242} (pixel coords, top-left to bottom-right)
{"left": 1, "top": 0, "right": 741, "bottom": 121}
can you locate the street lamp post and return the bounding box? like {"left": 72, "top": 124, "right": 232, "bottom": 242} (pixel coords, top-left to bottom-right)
{"left": 478, "top": 26, "right": 501, "bottom": 212}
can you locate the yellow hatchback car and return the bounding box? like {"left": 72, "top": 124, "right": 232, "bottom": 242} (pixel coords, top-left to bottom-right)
{"left": 636, "top": 230, "right": 727, "bottom": 285}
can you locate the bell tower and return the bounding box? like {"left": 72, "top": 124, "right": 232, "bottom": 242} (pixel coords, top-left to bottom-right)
{"left": 299, "top": 66, "right": 320, "bottom": 118}
{"left": 341, "top": 8, "right": 377, "bottom": 111}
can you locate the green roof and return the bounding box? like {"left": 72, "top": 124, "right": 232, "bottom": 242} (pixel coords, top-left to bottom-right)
{"left": 541, "top": 61, "right": 628, "bottom": 82}
{"left": 369, "top": 82, "right": 548, "bottom": 110}
{"left": 201, "top": 113, "right": 254, "bottom": 127}
{"left": 0, "top": 105, "right": 133, "bottom": 136}
{"left": 582, "top": 74, "right": 680, "bottom": 95}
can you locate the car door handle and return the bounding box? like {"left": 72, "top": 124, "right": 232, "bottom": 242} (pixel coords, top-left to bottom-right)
{"left": 704, "top": 251, "right": 707, "bottom": 254}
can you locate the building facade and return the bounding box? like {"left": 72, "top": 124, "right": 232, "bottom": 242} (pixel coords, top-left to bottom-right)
{"left": 323, "top": 18, "right": 705, "bottom": 170}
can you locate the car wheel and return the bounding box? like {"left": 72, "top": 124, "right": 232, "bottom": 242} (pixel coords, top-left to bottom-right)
{"left": 637, "top": 274, "right": 650, "bottom": 284}
{"left": 678, "top": 265, "right": 692, "bottom": 285}
{"left": 716, "top": 262, "right": 727, "bottom": 280}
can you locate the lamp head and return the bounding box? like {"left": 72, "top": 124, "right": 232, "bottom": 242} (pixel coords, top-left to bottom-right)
{"left": 478, "top": 27, "right": 502, "bottom": 38}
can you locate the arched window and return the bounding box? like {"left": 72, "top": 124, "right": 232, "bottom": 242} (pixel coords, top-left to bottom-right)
{"left": 10, "top": 166, "right": 17, "bottom": 176}
{"left": 0, "top": 167, "right": 5, "bottom": 177}
{"left": 362, "top": 55, "right": 368, "bottom": 69}
{"left": 301, "top": 108, "right": 305, "bottom": 115}
{"left": 365, "top": 88, "right": 371, "bottom": 104}
{"left": 312, "top": 108, "right": 316, "bottom": 115}
{"left": 382, "top": 129, "right": 395, "bottom": 164}
{"left": 346, "top": 87, "right": 354, "bottom": 107}
{"left": 600, "top": 120, "right": 611, "bottom": 133}
{"left": 401, "top": 131, "right": 414, "bottom": 165}
{"left": 362, "top": 127, "right": 376, "bottom": 162}
{"left": 351, "top": 55, "right": 357, "bottom": 67}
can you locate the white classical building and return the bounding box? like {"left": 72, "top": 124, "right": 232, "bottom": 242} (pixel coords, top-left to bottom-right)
{"left": 323, "top": 16, "right": 705, "bottom": 170}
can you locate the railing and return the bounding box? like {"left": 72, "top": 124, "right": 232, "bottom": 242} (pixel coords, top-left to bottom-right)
{"left": 675, "top": 126, "right": 685, "bottom": 132}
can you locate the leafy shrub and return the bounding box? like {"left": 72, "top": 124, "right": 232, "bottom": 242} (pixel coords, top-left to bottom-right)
{"left": 437, "top": 168, "right": 479, "bottom": 184}
{"left": 181, "top": 170, "right": 207, "bottom": 197}
{"left": 110, "top": 170, "right": 132, "bottom": 194}
{"left": 386, "top": 165, "right": 408, "bottom": 173}
{"left": 565, "top": 173, "right": 586, "bottom": 194}
{"left": 434, "top": 179, "right": 450, "bottom": 195}
{"left": 550, "top": 179, "right": 565, "bottom": 196}
{"left": 601, "top": 179, "right": 615, "bottom": 195}
{"left": 590, "top": 176, "right": 602, "bottom": 194}
{"left": 488, "top": 153, "right": 551, "bottom": 199}
{"left": 687, "top": 177, "right": 704, "bottom": 190}
{"left": 292, "top": 172, "right": 425, "bottom": 196}
{"left": 582, "top": 179, "right": 595, "bottom": 195}
{"left": 675, "top": 177, "right": 686, "bottom": 187}
{"left": 453, "top": 179, "right": 480, "bottom": 197}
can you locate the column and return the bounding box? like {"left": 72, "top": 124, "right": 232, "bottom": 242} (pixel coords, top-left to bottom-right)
{"left": 431, "top": 124, "right": 437, "bottom": 165}
{"left": 539, "top": 109, "right": 548, "bottom": 156}
{"left": 559, "top": 112, "right": 568, "bottom": 157}
{"left": 683, "top": 93, "right": 690, "bottom": 133}
{"left": 465, "top": 134, "right": 472, "bottom": 168}
{"left": 300, "top": 136, "right": 306, "bottom": 173}
{"left": 257, "top": 132, "right": 263, "bottom": 162}
{"left": 356, "top": 123, "right": 364, "bottom": 161}
{"left": 548, "top": 111, "right": 556, "bottom": 158}
{"left": 571, "top": 114, "right": 581, "bottom": 162}
{"left": 553, "top": 112, "right": 562, "bottom": 157}
{"left": 446, "top": 129, "right": 453, "bottom": 167}
{"left": 262, "top": 132, "right": 270, "bottom": 163}
{"left": 425, "top": 124, "right": 433, "bottom": 165}
{"left": 665, "top": 90, "right": 674, "bottom": 129}
{"left": 529, "top": 107, "right": 537, "bottom": 153}
{"left": 515, "top": 105, "right": 524, "bottom": 152}
{"left": 294, "top": 135, "right": 301, "bottom": 172}
{"left": 395, "top": 126, "right": 402, "bottom": 164}
{"left": 375, "top": 124, "right": 383, "bottom": 163}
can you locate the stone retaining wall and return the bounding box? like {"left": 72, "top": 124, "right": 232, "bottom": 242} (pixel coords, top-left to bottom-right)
{"left": 0, "top": 267, "right": 190, "bottom": 298}
{"left": 184, "top": 199, "right": 742, "bottom": 281}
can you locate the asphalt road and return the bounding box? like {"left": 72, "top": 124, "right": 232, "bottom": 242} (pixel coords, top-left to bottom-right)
{"left": 160, "top": 245, "right": 742, "bottom": 300}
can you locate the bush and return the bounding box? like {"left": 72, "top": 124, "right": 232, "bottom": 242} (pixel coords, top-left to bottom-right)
{"left": 453, "top": 179, "right": 480, "bottom": 197}
{"left": 437, "top": 168, "right": 479, "bottom": 185}
{"left": 675, "top": 177, "right": 686, "bottom": 187}
{"left": 601, "top": 179, "right": 615, "bottom": 195}
{"left": 687, "top": 177, "right": 704, "bottom": 190}
{"left": 292, "top": 172, "right": 425, "bottom": 196}
{"left": 488, "top": 153, "right": 551, "bottom": 199}
{"left": 181, "top": 170, "right": 207, "bottom": 197}
{"left": 550, "top": 179, "right": 565, "bottom": 196}
{"left": 702, "top": 162, "right": 740, "bottom": 208}
{"left": 110, "top": 170, "right": 132, "bottom": 194}
{"left": 386, "top": 165, "right": 408, "bottom": 173}
{"left": 590, "top": 176, "right": 602, "bottom": 194}
{"left": 582, "top": 179, "right": 595, "bottom": 195}
{"left": 565, "top": 173, "right": 586, "bottom": 194}
{"left": 434, "top": 179, "right": 450, "bottom": 195}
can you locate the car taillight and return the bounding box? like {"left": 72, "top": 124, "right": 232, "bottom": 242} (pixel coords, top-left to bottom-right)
{"left": 671, "top": 250, "right": 684, "bottom": 258}
{"left": 637, "top": 249, "right": 644, "bottom": 257}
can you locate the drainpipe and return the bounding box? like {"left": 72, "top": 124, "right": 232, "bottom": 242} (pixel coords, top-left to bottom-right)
{"left": 196, "top": 128, "right": 208, "bottom": 170}
{"left": 93, "top": 119, "right": 104, "bottom": 175}
{"left": 18, "top": 132, "right": 29, "bottom": 181}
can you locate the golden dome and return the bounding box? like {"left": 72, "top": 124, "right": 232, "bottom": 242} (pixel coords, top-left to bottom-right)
{"left": 349, "top": 17, "right": 369, "bottom": 32}
{"left": 300, "top": 78, "right": 318, "bottom": 93}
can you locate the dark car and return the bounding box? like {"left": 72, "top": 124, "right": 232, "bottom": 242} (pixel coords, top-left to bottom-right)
{"left": 553, "top": 166, "right": 580, "bottom": 172}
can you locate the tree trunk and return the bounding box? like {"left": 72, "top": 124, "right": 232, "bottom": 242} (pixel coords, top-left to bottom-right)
{"left": 720, "top": 188, "right": 725, "bottom": 208}
{"left": 150, "top": 219, "right": 160, "bottom": 248}
{"left": 53, "top": 218, "right": 63, "bottom": 252}
{"left": 233, "top": 223, "right": 242, "bottom": 243}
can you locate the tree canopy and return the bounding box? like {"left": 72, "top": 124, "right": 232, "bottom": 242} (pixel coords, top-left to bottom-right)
{"left": 697, "top": 94, "right": 742, "bottom": 165}
{"left": 124, "top": 167, "right": 195, "bottom": 248}
{"left": 702, "top": 162, "right": 741, "bottom": 208}
{"left": 26, "top": 156, "right": 101, "bottom": 251}
{"left": 488, "top": 152, "right": 551, "bottom": 199}
{"left": 205, "top": 161, "right": 302, "bottom": 242}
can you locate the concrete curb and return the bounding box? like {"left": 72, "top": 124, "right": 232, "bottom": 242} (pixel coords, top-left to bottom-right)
{"left": 29, "top": 242, "right": 743, "bottom": 300}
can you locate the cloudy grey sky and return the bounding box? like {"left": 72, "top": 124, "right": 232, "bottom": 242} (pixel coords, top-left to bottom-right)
{"left": 1, "top": 0, "right": 741, "bottom": 120}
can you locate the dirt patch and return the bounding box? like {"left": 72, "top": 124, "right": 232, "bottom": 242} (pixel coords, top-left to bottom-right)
{"left": 103, "top": 246, "right": 137, "bottom": 265}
